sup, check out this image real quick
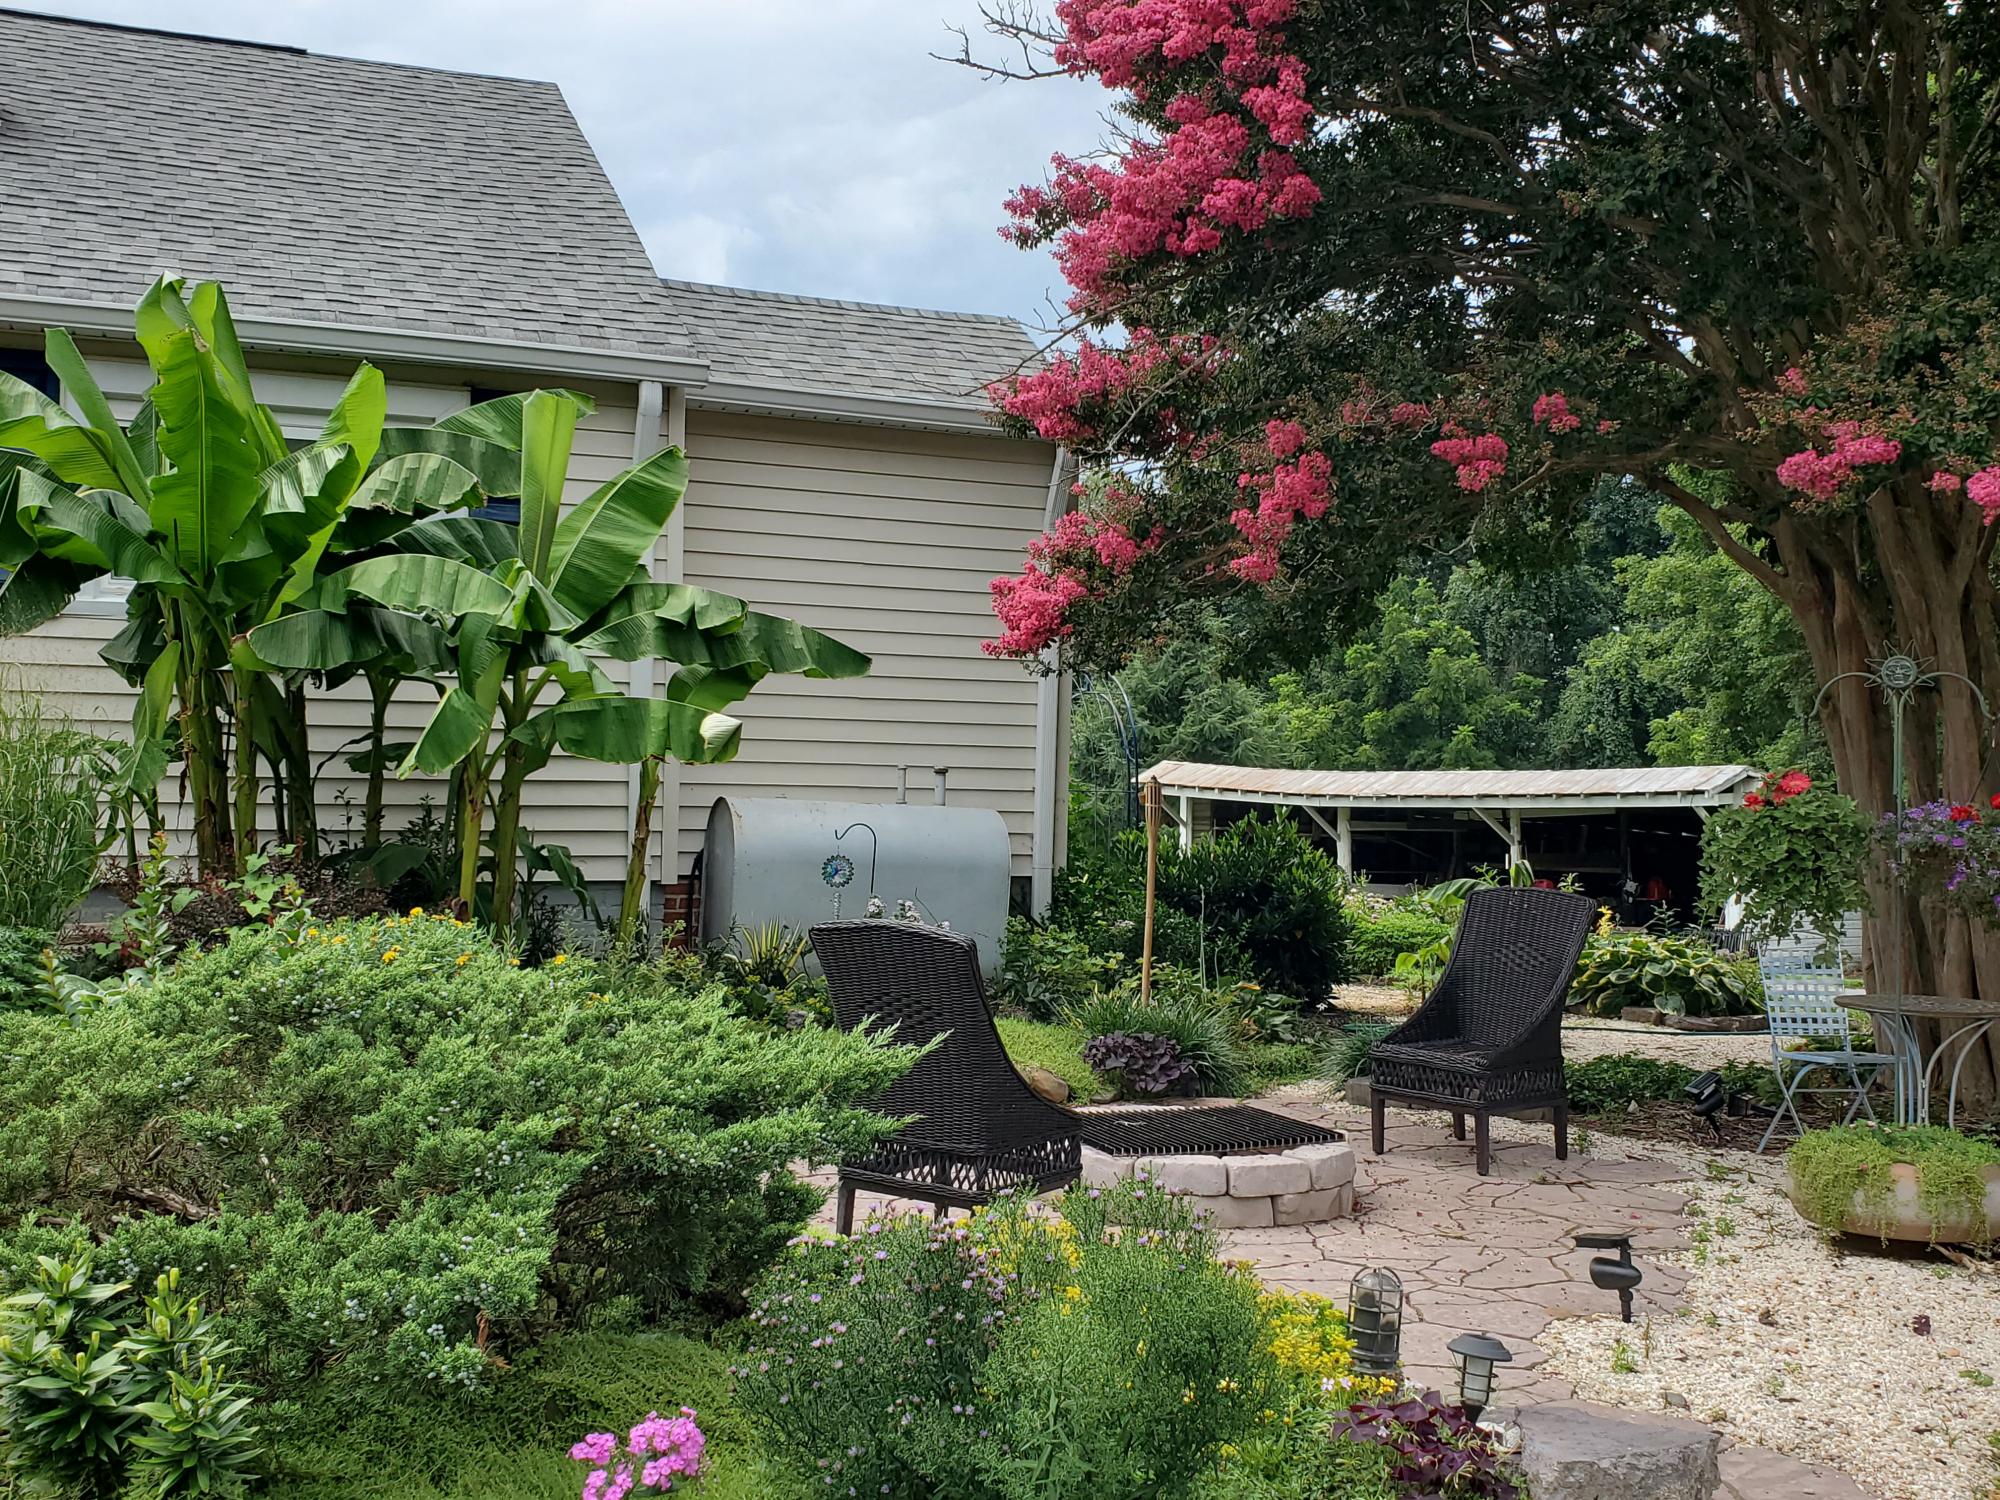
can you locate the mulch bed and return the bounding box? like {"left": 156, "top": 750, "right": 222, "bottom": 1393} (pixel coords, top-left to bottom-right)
{"left": 1573, "top": 1097, "right": 1845, "bottom": 1151}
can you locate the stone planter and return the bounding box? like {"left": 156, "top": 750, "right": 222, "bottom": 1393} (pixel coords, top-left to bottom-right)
{"left": 1787, "top": 1160, "right": 2000, "bottom": 1244}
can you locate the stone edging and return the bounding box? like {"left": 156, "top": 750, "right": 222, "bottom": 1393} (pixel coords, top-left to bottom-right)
{"left": 1081, "top": 1140, "right": 1357, "bottom": 1228}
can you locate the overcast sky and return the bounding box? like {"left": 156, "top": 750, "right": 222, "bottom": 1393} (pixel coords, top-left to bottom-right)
{"left": 20, "top": 1, "right": 1102, "bottom": 329}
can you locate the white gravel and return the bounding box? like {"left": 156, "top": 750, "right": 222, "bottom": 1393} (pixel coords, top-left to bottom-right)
{"left": 1540, "top": 1143, "right": 2000, "bottom": 1500}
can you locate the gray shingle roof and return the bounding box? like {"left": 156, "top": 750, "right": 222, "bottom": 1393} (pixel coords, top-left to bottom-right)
{"left": 659, "top": 279, "right": 1041, "bottom": 410}
{"left": 0, "top": 8, "right": 691, "bottom": 356}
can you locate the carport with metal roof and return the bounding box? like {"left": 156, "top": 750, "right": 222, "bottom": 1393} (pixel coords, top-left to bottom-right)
{"left": 1139, "top": 761, "right": 1764, "bottom": 909}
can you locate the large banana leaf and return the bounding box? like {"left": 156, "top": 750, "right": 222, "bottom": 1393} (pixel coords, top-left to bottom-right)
{"left": 245, "top": 606, "right": 454, "bottom": 675}
{"left": 373, "top": 427, "right": 519, "bottom": 498}
{"left": 40, "top": 330, "right": 152, "bottom": 499}
{"left": 0, "top": 370, "right": 129, "bottom": 491}
{"left": 399, "top": 687, "right": 492, "bottom": 776}
{"left": 525, "top": 695, "right": 743, "bottom": 766}
{"left": 325, "top": 554, "right": 517, "bottom": 619}
{"left": 394, "top": 515, "right": 520, "bottom": 571}
{"left": 434, "top": 388, "right": 597, "bottom": 447}
{"left": 0, "top": 553, "right": 84, "bottom": 635}
{"left": 576, "top": 582, "right": 749, "bottom": 658}
{"left": 187, "top": 282, "right": 288, "bottom": 467}
{"left": 545, "top": 445, "right": 688, "bottom": 619}
{"left": 514, "top": 391, "right": 576, "bottom": 574}
{"left": 27, "top": 480, "right": 175, "bottom": 584}
{"left": 147, "top": 329, "right": 264, "bottom": 576}
{"left": 318, "top": 361, "right": 388, "bottom": 474}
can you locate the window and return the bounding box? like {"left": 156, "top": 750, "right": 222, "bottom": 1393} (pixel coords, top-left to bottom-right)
{"left": 0, "top": 348, "right": 58, "bottom": 399}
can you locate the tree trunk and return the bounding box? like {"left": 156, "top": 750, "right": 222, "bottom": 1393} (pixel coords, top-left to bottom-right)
{"left": 284, "top": 683, "right": 317, "bottom": 857}
{"left": 618, "top": 756, "right": 663, "bottom": 951}
{"left": 363, "top": 673, "right": 393, "bottom": 851}
{"left": 455, "top": 756, "right": 489, "bottom": 919}
{"left": 230, "top": 662, "right": 257, "bottom": 872}
{"left": 488, "top": 745, "right": 530, "bottom": 932}
{"left": 174, "top": 620, "right": 231, "bottom": 875}
{"left": 1762, "top": 488, "right": 2000, "bottom": 1113}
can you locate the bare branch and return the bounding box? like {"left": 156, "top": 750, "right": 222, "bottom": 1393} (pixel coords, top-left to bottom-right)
{"left": 934, "top": 3, "right": 1067, "bottom": 83}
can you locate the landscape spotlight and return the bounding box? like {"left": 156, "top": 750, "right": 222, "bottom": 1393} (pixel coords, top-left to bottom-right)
{"left": 1684, "top": 1070, "right": 1726, "bottom": 1140}
{"left": 1574, "top": 1228, "right": 1643, "bottom": 1322}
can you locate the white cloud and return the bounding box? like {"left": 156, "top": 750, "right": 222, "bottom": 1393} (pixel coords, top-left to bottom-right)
{"left": 33, "top": 0, "right": 1109, "bottom": 325}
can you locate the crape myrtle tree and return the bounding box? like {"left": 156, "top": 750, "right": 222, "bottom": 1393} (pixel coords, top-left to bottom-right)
{"left": 971, "top": 1, "right": 2000, "bottom": 1090}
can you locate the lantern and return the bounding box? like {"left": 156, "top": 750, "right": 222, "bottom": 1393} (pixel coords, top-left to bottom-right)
{"left": 1447, "top": 1332, "right": 1512, "bottom": 1421}
{"left": 1575, "top": 1228, "right": 1643, "bottom": 1323}
{"left": 1347, "top": 1267, "right": 1404, "bottom": 1378}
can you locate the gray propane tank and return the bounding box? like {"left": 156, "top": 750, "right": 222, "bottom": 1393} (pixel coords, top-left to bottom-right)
{"left": 699, "top": 796, "right": 1012, "bottom": 980}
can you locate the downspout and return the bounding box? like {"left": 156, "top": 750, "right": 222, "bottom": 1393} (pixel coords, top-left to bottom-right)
{"left": 623, "top": 379, "right": 670, "bottom": 931}
{"left": 1031, "top": 445, "right": 1077, "bottom": 916}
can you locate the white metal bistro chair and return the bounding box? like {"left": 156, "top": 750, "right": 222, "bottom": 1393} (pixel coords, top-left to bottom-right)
{"left": 1754, "top": 951, "right": 1897, "bottom": 1153}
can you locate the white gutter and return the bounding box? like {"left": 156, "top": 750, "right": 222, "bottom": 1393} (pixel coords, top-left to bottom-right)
{"left": 687, "top": 379, "right": 1004, "bottom": 436}
{"left": 1029, "top": 444, "right": 1077, "bottom": 916}
{"left": 0, "top": 292, "right": 711, "bottom": 389}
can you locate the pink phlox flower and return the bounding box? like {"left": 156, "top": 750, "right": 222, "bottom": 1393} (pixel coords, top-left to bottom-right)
{"left": 571, "top": 1434, "right": 618, "bottom": 1467}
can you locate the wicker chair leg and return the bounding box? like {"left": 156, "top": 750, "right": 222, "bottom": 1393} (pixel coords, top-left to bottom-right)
{"left": 1474, "top": 1112, "right": 1492, "bottom": 1177}
{"left": 1553, "top": 1100, "right": 1569, "bottom": 1162}
{"left": 835, "top": 1180, "right": 856, "bottom": 1236}
{"left": 1450, "top": 1111, "right": 1466, "bottom": 1141}
{"left": 1370, "top": 1089, "right": 1387, "bottom": 1155}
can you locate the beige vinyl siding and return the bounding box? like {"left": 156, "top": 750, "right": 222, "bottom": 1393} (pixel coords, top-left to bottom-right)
{"left": 0, "top": 345, "right": 643, "bottom": 880}
{"left": 674, "top": 410, "right": 1055, "bottom": 879}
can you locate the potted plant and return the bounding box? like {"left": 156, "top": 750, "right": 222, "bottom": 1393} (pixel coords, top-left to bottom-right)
{"left": 1699, "top": 770, "right": 1869, "bottom": 950}
{"left": 1786, "top": 1125, "right": 2000, "bottom": 1245}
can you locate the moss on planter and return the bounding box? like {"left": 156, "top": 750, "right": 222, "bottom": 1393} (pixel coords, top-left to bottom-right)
{"left": 1787, "top": 1125, "right": 2000, "bottom": 1244}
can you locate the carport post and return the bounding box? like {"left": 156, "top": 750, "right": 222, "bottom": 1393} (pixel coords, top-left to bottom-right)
{"left": 1336, "top": 806, "right": 1353, "bottom": 875}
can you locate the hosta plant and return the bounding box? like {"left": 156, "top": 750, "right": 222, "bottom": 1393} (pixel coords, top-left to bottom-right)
{"left": 1568, "top": 930, "right": 1763, "bottom": 1018}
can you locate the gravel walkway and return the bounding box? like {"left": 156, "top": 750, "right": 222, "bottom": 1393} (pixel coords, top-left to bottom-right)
{"left": 1539, "top": 1144, "right": 2000, "bottom": 1500}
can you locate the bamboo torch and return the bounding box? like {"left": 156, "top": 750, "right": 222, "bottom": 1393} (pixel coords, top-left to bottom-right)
{"left": 1141, "top": 776, "right": 1163, "bottom": 1006}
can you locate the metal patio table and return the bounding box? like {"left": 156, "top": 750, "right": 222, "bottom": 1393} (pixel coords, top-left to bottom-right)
{"left": 1846, "top": 993, "right": 2000, "bottom": 1126}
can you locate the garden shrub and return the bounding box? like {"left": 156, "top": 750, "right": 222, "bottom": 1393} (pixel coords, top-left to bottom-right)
{"left": 0, "top": 692, "right": 110, "bottom": 932}
{"left": 1319, "top": 1020, "right": 1394, "bottom": 1084}
{"left": 0, "top": 1256, "right": 264, "bottom": 1498}
{"left": 1345, "top": 904, "right": 1453, "bottom": 979}
{"left": 0, "top": 924, "right": 54, "bottom": 1012}
{"left": 1068, "top": 966, "right": 1248, "bottom": 1095}
{"left": 995, "top": 915, "right": 1124, "bottom": 1020}
{"left": 1081, "top": 1029, "right": 1194, "bottom": 1096}
{"left": 1051, "top": 818, "right": 1351, "bottom": 999}
{"left": 995, "top": 1016, "right": 1105, "bottom": 1100}
{"left": 266, "top": 1330, "right": 773, "bottom": 1500}
{"left": 0, "top": 914, "right": 913, "bottom": 1400}
{"left": 735, "top": 1179, "right": 1270, "bottom": 1500}
{"left": 1568, "top": 929, "right": 1763, "bottom": 1017}
{"left": 1787, "top": 1125, "right": 2000, "bottom": 1244}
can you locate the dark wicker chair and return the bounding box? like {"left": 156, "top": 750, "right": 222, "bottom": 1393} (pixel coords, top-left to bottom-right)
{"left": 1368, "top": 886, "right": 1594, "bottom": 1175}
{"left": 810, "top": 920, "right": 1081, "bottom": 1233}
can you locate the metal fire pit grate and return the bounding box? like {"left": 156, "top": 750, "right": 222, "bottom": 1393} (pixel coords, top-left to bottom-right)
{"left": 1078, "top": 1104, "right": 1343, "bottom": 1158}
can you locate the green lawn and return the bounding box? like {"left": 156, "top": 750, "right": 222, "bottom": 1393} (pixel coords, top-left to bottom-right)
{"left": 996, "top": 1016, "right": 1105, "bottom": 1099}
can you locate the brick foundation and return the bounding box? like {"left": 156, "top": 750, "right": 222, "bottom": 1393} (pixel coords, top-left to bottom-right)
{"left": 658, "top": 876, "right": 701, "bottom": 950}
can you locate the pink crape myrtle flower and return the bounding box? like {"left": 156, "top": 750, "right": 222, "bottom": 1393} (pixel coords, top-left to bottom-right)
{"left": 1531, "top": 391, "right": 1582, "bottom": 434}
{"left": 1775, "top": 422, "right": 1903, "bottom": 500}
{"left": 1429, "top": 427, "right": 1510, "bottom": 492}
{"left": 1928, "top": 471, "right": 1964, "bottom": 494}
{"left": 1778, "top": 366, "right": 1809, "bottom": 395}
{"left": 1229, "top": 446, "right": 1334, "bottom": 580}
{"left": 1969, "top": 467, "right": 2000, "bottom": 524}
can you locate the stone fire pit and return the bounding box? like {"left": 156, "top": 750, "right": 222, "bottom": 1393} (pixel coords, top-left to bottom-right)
{"left": 1081, "top": 1138, "right": 1357, "bottom": 1228}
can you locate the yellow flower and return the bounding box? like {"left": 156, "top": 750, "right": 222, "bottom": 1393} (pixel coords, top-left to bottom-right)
{"left": 330, "top": 935, "right": 347, "bottom": 946}
{"left": 550, "top": 953, "right": 568, "bottom": 965}
{"left": 508, "top": 957, "right": 521, "bottom": 967}
{"left": 305, "top": 927, "right": 320, "bottom": 939}
{"left": 455, "top": 953, "right": 471, "bottom": 967}
{"left": 1135, "top": 1339, "right": 1146, "bottom": 1357}
{"left": 409, "top": 906, "right": 425, "bottom": 917}
{"left": 381, "top": 947, "right": 400, "bottom": 964}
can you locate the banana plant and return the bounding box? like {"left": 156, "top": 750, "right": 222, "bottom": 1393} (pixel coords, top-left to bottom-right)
{"left": 0, "top": 279, "right": 481, "bottom": 873}
{"left": 247, "top": 389, "right": 870, "bottom": 937}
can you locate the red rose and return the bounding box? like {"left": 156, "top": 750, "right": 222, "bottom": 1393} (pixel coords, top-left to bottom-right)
{"left": 1949, "top": 803, "right": 1979, "bottom": 823}
{"left": 1743, "top": 792, "right": 1766, "bottom": 808}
